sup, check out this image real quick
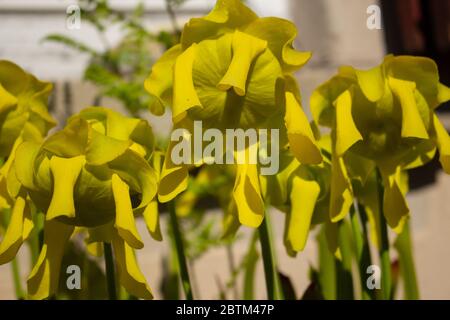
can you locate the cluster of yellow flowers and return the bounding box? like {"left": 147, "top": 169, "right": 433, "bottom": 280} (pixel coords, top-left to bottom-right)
{"left": 0, "top": 0, "right": 449, "bottom": 300}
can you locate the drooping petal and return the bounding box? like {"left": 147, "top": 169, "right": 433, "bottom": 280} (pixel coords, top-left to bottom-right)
{"left": 355, "top": 65, "right": 385, "bottom": 102}
{"left": 108, "top": 150, "right": 158, "bottom": 209}
{"left": 158, "top": 140, "right": 189, "bottom": 203}
{"left": 389, "top": 77, "right": 429, "bottom": 140}
{"left": 27, "top": 220, "right": 74, "bottom": 300}
{"left": 112, "top": 173, "right": 144, "bottom": 249}
{"left": 432, "top": 114, "right": 450, "bottom": 173}
{"left": 222, "top": 199, "right": 241, "bottom": 239}
{"left": 232, "top": 148, "right": 264, "bottom": 228}
{"left": 142, "top": 199, "right": 162, "bottom": 241}
{"left": 173, "top": 44, "right": 202, "bottom": 123}
{"left": 217, "top": 30, "right": 267, "bottom": 96}
{"left": 284, "top": 170, "right": 320, "bottom": 254}
{"left": 47, "top": 156, "right": 85, "bottom": 220}
{"left": 0, "top": 191, "right": 32, "bottom": 264}
{"left": 330, "top": 154, "right": 353, "bottom": 222}
{"left": 112, "top": 233, "right": 153, "bottom": 300}
{"left": 284, "top": 90, "right": 322, "bottom": 165}
{"left": 381, "top": 167, "right": 409, "bottom": 233}
{"left": 244, "top": 17, "right": 311, "bottom": 73}
{"left": 334, "top": 90, "right": 363, "bottom": 156}
{"left": 144, "top": 45, "right": 182, "bottom": 115}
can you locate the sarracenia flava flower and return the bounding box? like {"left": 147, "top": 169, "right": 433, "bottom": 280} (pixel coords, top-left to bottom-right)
{"left": 145, "top": 0, "right": 322, "bottom": 228}
{"left": 311, "top": 55, "right": 450, "bottom": 234}
{"left": 0, "top": 60, "right": 56, "bottom": 209}
{"left": 260, "top": 147, "right": 330, "bottom": 256}
{"left": 0, "top": 107, "right": 158, "bottom": 299}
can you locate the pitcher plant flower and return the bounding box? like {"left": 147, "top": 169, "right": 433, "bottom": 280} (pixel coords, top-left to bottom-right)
{"left": 145, "top": 0, "right": 322, "bottom": 229}
{"left": 311, "top": 55, "right": 450, "bottom": 233}
{"left": 0, "top": 107, "right": 158, "bottom": 299}
{"left": 260, "top": 146, "right": 331, "bottom": 256}
{"left": 0, "top": 60, "right": 56, "bottom": 210}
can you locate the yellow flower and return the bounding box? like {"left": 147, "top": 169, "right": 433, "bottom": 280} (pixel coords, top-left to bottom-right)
{"left": 260, "top": 144, "right": 331, "bottom": 256}
{"left": 0, "top": 60, "right": 55, "bottom": 209}
{"left": 145, "top": 0, "right": 321, "bottom": 228}
{"left": 311, "top": 55, "right": 450, "bottom": 233}
{"left": 0, "top": 107, "right": 158, "bottom": 299}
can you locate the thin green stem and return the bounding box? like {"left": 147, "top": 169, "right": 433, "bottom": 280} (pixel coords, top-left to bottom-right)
{"left": 258, "top": 212, "right": 282, "bottom": 300}
{"left": 376, "top": 168, "right": 392, "bottom": 300}
{"left": 336, "top": 220, "right": 354, "bottom": 300}
{"left": 103, "top": 242, "right": 117, "bottom": 300}
{"left": 11, "top": 258, "right": 24, "bottom": 299}
{"left": 351, "top": 204, "right": 375, "bottom": 300}
{"left": 168, "top": 200, "right": 193, "bottom": 300}
{"left": 395, "top": 221, "right": 419, "bottom": 300}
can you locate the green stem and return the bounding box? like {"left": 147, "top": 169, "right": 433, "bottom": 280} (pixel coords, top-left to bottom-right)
{"left": 395, "top": 221, "right": 419, "bottom": 300}
{"left": 336, "top": 220, "right": 354, "bottom": 300}
{"left": 11, "top": 258, "right": 24, "bottom": 299}
{"left": 103, "top": 242, "right": 117, "bottom": 300}
{"left": 376, "top": 168, "right": 392, "bottom": 300}
{"left": 351, "top": 204, "right": 375, "bottom": 300}
{"left": 317, "top": 226, "right": 336, "bottom": 300}
{"left": 258, "top": 212, "right": 282, "bottom": 300}
{"left": 168, "top": 201, "right": 193, "bottom": 300}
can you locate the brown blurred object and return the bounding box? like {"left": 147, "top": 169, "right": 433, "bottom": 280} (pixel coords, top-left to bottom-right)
{"left": 381, "top": 0, "right": 450, "bottom": 85}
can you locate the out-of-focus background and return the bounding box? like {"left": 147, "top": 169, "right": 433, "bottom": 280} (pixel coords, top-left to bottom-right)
{"left": 0, "top": 0, "right": 449, "bottom": 300}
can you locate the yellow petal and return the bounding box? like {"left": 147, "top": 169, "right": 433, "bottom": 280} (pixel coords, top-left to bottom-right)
{"left": 86, "top": 128, "right": 131, "bottom": 165}
{"left": 112, "top": 174, "right": 144, "bottom": 249}
{"left": 158, "top": 142, "right": 189, "bottom": 203}
{"left": 0, "top": 83, "right": 17, "bottom": 112}
{"left": 173, "top": 44, "right": 202, "bottom": 123}
{"left": 144, "top": 45, "right": 182, "bottom": 115}
{"left": 217, "top": 30, "right": 267, "bottom": 96}
{"left": 0, "top": 192, "right": 32, "bottom": 264}
{"left": 222, "top": 200, "right": 241, "bottom": 239}
{"left": 27, "top": 220, "right": 73, "bottom": 300}
{"left": 437, "top": 83, "right": 450, "bottom": 105}
{"left": 334, "top": 90, "right": 363, "bottom": 156}
{"left": 232, "top": 149, "right": 264, "bottom": 228}
{"left": 47, "top": 156, "right": 85, "bottom": 220}
{"left": 243, "top": 17, "right": 311, "bottom": 72}
{"left": 381, "top": 168, "right": 409, "bottom": 233}
{"left": 284, "top": 91, "right": 322, "bottom": 164}
{"left": 355, "top": 66, "right": 385, "bottom": 102}
{"left": 112, "top": 233, "right": 153, "bottom": 300}
{"left": 433, "top": 114, "right": 450, "bottom": 173}
{"left": 285, "top": 172, "right": 320, "bottom": 253}
{"left": 389, "top": 77, "right": 429, "bottom": 139}
{"left": 142, "top": 199, "right": 162, "bottom": 241}
{"left": 330, "top": 154, "right": 353, "bottom": 222}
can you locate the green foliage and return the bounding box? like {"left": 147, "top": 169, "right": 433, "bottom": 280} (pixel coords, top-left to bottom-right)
{"left": 42, "top": 0, "right": 182, "bottom": 116}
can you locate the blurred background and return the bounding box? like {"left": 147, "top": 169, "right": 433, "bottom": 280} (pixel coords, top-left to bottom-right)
{"left": 0, "top": 0, "right": 449, "bottom": 299}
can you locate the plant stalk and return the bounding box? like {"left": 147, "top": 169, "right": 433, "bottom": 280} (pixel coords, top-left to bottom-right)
{"left": 376, "top": 168, "right": 392, "bottom": 300}
{"left": 103, "top": 242, "right": 117, "bottom": 300}
{"left": 258, "top": 212, "right": 282, "bottom": 300}
{"left": 168, "top": 200, "right": 193, "bottom": 300}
